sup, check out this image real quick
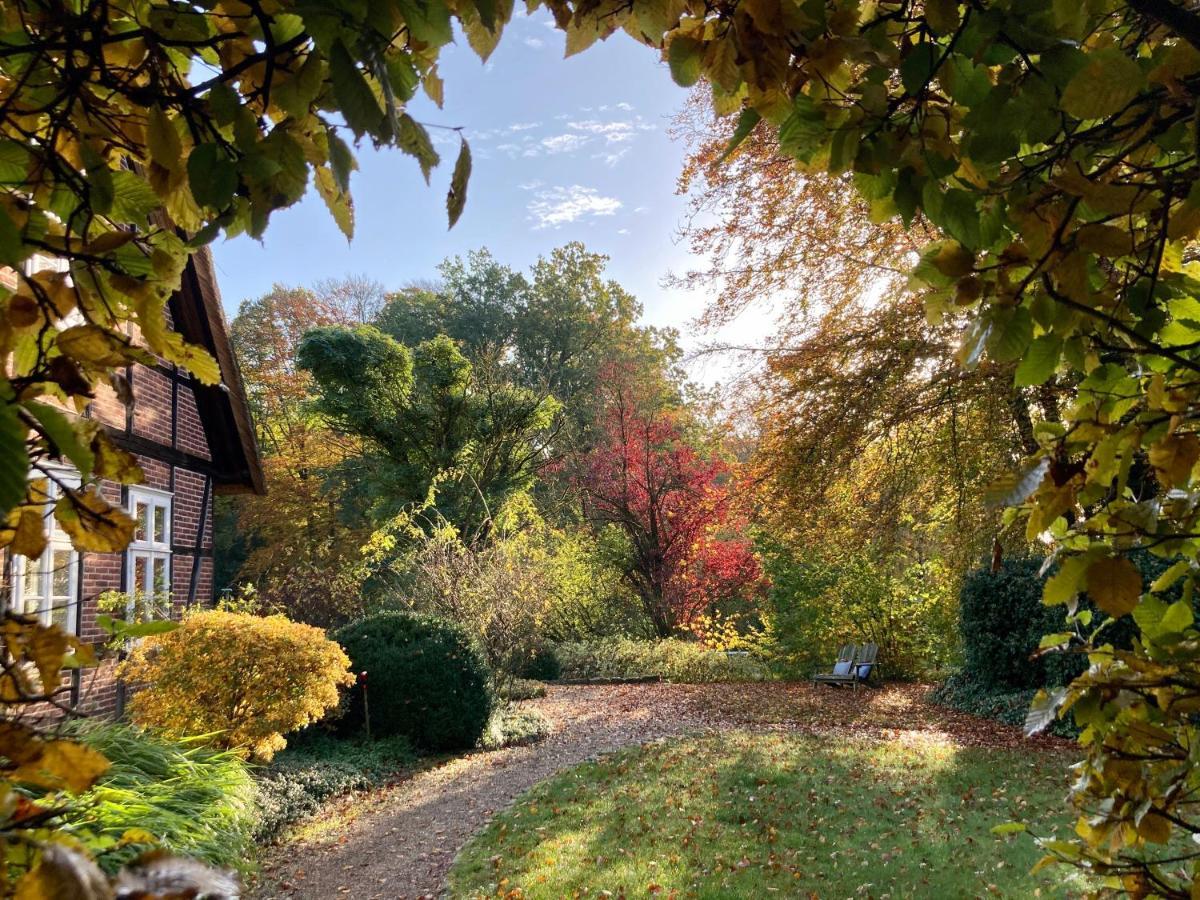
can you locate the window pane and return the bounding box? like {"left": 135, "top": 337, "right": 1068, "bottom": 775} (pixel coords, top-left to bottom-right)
{"left": 153, "top": 504, "right": 167, "bottom": 543}
{"left": 152, "top": 557, "right": 168, "bottom": 596}
{"left": 133, "top": 554, "right": 148, "bottom": 595}
{"left": 50, "top": 594, "right": 70, "bottom": 630}
{"left": 22, "top": 561, "right": 43, "bottom": 615}
{"left": 135, "top": 502, "right": 148, "bottom": 542}
{"left": 51, "top": 549, "right": 71, "bottom": 597}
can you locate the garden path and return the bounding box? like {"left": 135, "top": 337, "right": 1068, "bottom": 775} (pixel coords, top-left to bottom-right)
{"left": 248, "top": 682, "right": 1065, "bottom": 900}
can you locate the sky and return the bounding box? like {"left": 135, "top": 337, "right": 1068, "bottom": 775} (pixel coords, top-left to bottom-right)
{"left": 208, "top": 12, "right": 773, "bottom": 386}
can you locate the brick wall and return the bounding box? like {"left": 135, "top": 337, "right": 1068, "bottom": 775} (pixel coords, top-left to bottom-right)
{"left": 72, "top": 368, "right": 217, "bottom": 716}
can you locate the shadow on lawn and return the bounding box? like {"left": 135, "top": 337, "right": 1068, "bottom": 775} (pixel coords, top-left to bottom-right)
{"left": 452, "top": 729, "right": 1080, "bottom": 899}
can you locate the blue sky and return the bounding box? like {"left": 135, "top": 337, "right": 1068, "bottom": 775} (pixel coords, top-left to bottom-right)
{"left": 209, "top": 13, "right": 770, "bottom": 385}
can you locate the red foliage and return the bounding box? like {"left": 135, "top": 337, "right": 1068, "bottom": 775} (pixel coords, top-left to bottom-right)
{"left": 580, "top": 370, "right": 762, "bottom": 636}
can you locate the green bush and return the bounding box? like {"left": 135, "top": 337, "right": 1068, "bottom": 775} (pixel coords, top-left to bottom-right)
{"left": 555, "top": 638, "right": 767, "bottom": 683}
{"left": 252, "top": 732, "right": 416, "bottom": 843}
{"left": 958, "top": 553, "right": 1180, "bottom": 693}
{"left": 930, "top": 671, "right": 1077, "bottom": 739}
{"left": 959, "top": 558, "right": 1058, "bottom": 691}
{"left": 334, "top": 611, "right": 495, "bottom": 752}
{"left": 501, "top": 678, "right": 547, "bottom": 701}
{"left": 521, "top": 646, "right": 562, "bottom": 682}
{"left": 69, "top": 722, "right": 257, "bottom": 873}
{"left": 757, "top": 545, "right": 959, "bottom": 681}
{"left": 479, "top": 707, "right": 552, "bottom": 750}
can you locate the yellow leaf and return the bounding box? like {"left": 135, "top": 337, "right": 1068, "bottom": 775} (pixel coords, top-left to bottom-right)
{"left": 158, "top": 330, "right": 221, "bottom": 385}
{"left": 91, "top": 431, "right": 144, "bottom": 484}
{"left": 12, "top": 740, "right": 110, "bottom": 794}
{"left": 147, "top": 105, "right": 183, "bottom": 173}
{"left": 54, "top": 488, "right": 135, "bottom": 553}
{"left": 1149, "top": 432, "right": 1200, "bottom": 487}
{"left": 11, "top": 507, "right": 47, "bottom": 559}
{"left": 1086, "top": 556, "right": 1142, "bottom": 618}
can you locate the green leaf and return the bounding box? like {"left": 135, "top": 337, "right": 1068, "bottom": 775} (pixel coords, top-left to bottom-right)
{"left": 109, "top": 170, "right": 160, "bottom": 225}
{"left": 1159, "top": 599, "right": 1194, "bottom": 635}
{"left": 0, "top": 399, "right": 29, "bottom": 518}
{"left": 0, "top": 204, "right": 25, "bottom": 267}
{"left": 1044, "top": 555, "right": 1088, "bottom": 606}
{"left": 96, "top": 615, "right": 179, "bottom": 640}
{"left": 327, "top": 129, "right": 357, "bottom": 193}
{"left": 81, "top": 144, "right": 114, "bottom": 216}
{"left": 329, "top": 41, "right": 386, "bottom": 140}
{"left": 0, "top": 141, "right": 30, "bottom": 184}
{"left": 396, "top": 0, "right": 454, "bottom": 46}
{"left": 668, "top": 37, "right": 702, "bottom": 87}
{"left": 1015, "top": 335, "right": 1062, "bottom": 387}
{"left": 988, "top": 307, "right": 1033, "bottom": 363}
{"left": 778, "top": 93, "right": 825, "bottom": 162}
{"left": 991, "top": 822, "right": 1028, "bottom": 836}
{"left": 398, "top": 115, "right": 440, "bottom": 184}
{"left": 718, "top": 108, "right": 761, "bottom": 164}
{"left": 937, "top": 189, "right": 982, "bottom": 250}
{"left": 900, "top": 42, "right": 939, "bottom": 96}
{"left": 1151, "top": 559, "right": 1191, "bottom": 592}
{"left": 1061, "top": 48, "right": 1144, "bottom": 120}
{"left": 446, "top": 137, "right": 471, "bottom": 229}
{"left": 1038, "top": 632, "right": 1073, "bottom": 650}
{"left": 26, "top": 401, "right": 94, "bottom": 476}
{"left": 187, "top": 144, "right": 237, "bottom": 211}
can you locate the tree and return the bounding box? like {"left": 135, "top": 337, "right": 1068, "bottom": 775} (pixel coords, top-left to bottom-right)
{"left": 298, "top": 326, "right": 559, "bottom": 540}
{"left": 224, "top": 284, "right": 372, "bottom": 624}
{"left": 580, "top": 370, "right": 761, "bottom": 637}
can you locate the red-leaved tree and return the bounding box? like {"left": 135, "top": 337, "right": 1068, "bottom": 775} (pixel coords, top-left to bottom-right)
{"left": 580, "top": 372, "right": 762, "bottom": 637}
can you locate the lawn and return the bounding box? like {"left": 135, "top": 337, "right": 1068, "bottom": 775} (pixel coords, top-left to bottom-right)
{"left": 450, "top": 731, "right": 1084, "bottom": 898}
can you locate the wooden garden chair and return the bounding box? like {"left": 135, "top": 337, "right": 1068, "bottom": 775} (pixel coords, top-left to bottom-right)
{"left": 811, "top": 643, "right": 856, "bottom": 686}
{"left": 813, "top": 642, "right": 879, "bottom": 691}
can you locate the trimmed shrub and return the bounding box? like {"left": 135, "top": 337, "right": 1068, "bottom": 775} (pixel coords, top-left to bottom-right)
{"left": 122, "top": 611, "right": 354, "bottom": 761}
{"left": 555, "top": 638, "right": 767, "bottom": 683}
{"left": 520, "top": 647, "right": 562, "bottom": 682}
{"left": 334, "top": 611, "right": 494, "bottom": 752}
{"left": 252, "top": 733, "right": 416, "bottom": 843}
{"left": 480, "top": 707, "right": 552, "bottom": 750}
{"left": 70, "top": 722, "right": 257, "bottom": 873}
{"left": 959, "top": 558, "right": 1057, "bottom": 691}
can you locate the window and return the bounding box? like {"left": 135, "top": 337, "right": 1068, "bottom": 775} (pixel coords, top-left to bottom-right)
{"left": 10, "top": 476, "right": 79, "bottom": 633}
{"left": 126, "top": 487, "right": 172, "bottom": 609}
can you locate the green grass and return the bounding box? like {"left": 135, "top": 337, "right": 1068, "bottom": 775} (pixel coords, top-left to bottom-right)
{"left": 450, "top": 732, "right": 1087, "bottom": 898}
{"left": 70, "top": 721, "right": 258, "bottom": 873}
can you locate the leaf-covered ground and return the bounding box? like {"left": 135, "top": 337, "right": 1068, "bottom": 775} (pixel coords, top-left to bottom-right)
{"left": 251, "top": 683, "right": 1072, "bottom": 898}
{"left": 449, "top": 732, "right": 1082, "bottom": 899}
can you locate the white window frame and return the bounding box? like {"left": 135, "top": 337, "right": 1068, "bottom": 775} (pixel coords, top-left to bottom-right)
{"left": 10, "top": 470, "right": 80, "bottom": 634}
{"left": 125, "top": 486, "right": 173, "bottom": 616}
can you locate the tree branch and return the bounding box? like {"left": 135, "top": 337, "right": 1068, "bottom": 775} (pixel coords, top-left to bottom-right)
{"left": 1128, "top": 0, "right": 1200, "bottom": 52}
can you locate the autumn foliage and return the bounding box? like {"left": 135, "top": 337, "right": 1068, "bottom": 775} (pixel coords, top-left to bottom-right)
{"left": 580, "top": 373, "right": 762, "bottom": 636}
{"left": 122, "top": 611, "right": 353, "bottom": 761}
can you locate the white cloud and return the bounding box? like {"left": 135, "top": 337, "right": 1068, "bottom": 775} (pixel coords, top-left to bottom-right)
{"left": 617, "top": 228, "right": 630, "bottom": 235}
{"left": 615, "top": 101, "right": 634, "bottom": 111}
{"left": 508, "top": 122, "right": 540, "bottom": 132}
{"left": 568, "top": 119, "right": 636, "bottom": 143}
{"left": 528, "top": 185, "right": 622, "bottom": 229}
{"left": 524, "top": 36, "right": 545, "bottom": 48}
{"left": 633, "top": 205, "right": 650, "bottom": 214}
{"left": 540, "top": 133, "right": 590, "bottom": 154}
{"left": 594, "top": 147, "right": 631, "bottom": 167}
{"left": 518, "top": 179, "right": 544, "bottom": 191}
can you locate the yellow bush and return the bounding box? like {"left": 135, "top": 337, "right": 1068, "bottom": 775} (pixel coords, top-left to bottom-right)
{"left": 121, "top": 611, "right": 354, "bottom": 760}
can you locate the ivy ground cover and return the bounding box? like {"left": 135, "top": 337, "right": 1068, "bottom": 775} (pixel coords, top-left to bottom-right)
{"left": 449, "top": 732, "right": 1084, "bottom": 898}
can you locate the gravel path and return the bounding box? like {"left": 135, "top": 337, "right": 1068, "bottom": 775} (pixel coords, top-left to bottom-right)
{"left": 249, "top": 682, "right": 1064, "bottom": 899}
